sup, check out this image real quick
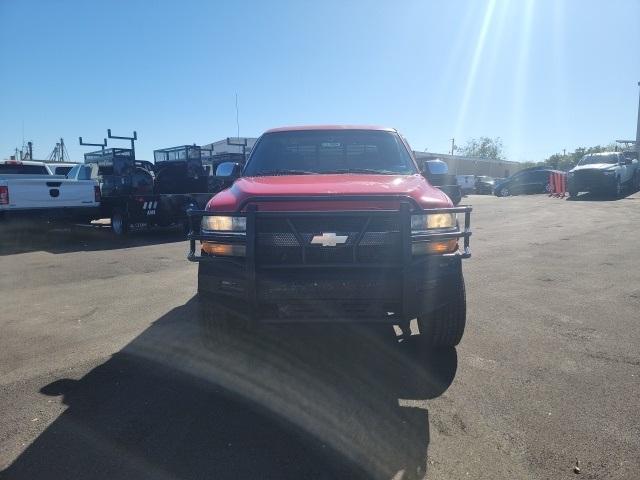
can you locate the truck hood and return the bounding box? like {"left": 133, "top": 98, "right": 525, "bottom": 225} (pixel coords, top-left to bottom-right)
{"left": 207, "top": 174, "right": 452, "bottom": 212}
{"left": 571, "top": 164, "right": 617, "bottom": 172}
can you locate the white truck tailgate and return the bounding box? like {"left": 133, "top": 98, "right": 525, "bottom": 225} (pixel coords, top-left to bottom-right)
{"left": 4, "top": 177, "right": 97, "bottom": 209}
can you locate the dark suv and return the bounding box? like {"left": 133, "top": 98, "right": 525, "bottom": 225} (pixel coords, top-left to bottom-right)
{"left": 494, "top": 168, "right": 557, "bottom": 197}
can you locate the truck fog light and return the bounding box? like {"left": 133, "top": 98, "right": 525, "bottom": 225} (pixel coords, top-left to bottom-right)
{"left": 201, "top": 242, "right": 246, "bottom": 257}
{"left": 412, "top": 239, "right": 458, "bottom": 255}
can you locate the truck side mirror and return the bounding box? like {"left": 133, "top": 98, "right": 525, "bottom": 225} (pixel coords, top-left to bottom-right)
{"left": 216, "top": 162, "right": 241, "bottom": 178}
{"left": 423, "top": 160, "right": 449, "bottom": 175}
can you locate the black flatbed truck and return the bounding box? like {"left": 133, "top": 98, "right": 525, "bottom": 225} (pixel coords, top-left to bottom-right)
{"left": 79, "top": 131, "right": 216, "bottom": 235}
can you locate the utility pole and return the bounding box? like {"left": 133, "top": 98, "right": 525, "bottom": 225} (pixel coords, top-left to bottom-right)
{"left": 450, "top": 138, "right": 456, "bottom": 156}
{"left": 563, "top": 148, "right": 566, "bottom": 157}
{"left": 636, "top": 81, "right": 640, "bottom": 151}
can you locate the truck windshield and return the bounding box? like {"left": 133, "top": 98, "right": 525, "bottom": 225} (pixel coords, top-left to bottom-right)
{"left": 244, "top": 130, "right": 417, "bottom": 176}
{"left": 578, "top": 154, "right": 618, "bottom": 165}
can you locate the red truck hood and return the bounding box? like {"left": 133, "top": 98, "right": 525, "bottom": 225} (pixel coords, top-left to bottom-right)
{"left": 206, "top": 174, "right": 452, "bottom": 212}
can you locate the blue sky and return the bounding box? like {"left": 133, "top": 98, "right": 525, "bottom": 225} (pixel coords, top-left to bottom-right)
{"left": 1, "top": 0, "right": 639, "bottom": 163}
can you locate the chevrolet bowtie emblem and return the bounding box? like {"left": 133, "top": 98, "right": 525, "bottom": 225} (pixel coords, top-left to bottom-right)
{"left": 310, "top": 232, "right": 348, "bottom": 247}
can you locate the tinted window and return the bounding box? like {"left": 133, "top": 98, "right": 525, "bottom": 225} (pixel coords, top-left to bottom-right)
{"left": 244, "top": 130, "right": 417, "bottom": 176}
{"left": 532, "top": 170, "right": 551, "bottom": 181}
{"left": 0, "top": 164, "right": 49, "bottom": 175}
{"left": 51, "top": 166, "right": 73, "bottom": 175}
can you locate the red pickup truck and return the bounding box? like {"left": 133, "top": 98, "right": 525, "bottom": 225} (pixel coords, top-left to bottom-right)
{"left": 188, "top": 126, "right": 471, "bottom": 347}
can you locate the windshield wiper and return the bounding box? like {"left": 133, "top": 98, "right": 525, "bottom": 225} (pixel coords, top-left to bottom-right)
{"left": 323, "top": 168, "right": 397, "bottom": 175}
{"left": 254, "top": 169, "right": 319, "bottom": 176}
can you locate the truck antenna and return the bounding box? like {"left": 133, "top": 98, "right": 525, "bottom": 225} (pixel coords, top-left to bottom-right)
{"left": 235, "top": 93, "right": 240, "bottom": 140}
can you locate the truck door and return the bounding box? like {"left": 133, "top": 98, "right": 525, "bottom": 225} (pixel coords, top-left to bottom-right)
{"left": 528, "top": 170, "right": 550, "bottom": 194}
{"left": 509, "top": 172, "right": 526, "bottom": 194}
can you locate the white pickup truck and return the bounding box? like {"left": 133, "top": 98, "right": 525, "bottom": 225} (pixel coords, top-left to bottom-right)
{"left": 0, "top": 160, "right": 100, "bottom": 224}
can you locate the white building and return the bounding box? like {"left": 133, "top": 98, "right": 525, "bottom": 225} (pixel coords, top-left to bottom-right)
{"left": 201, "top": 137, "right": 258, "bottom": 155}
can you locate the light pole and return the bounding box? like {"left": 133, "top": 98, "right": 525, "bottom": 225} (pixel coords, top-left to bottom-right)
{"left": 636, "top": 81, "right": 640, "bottom": 151}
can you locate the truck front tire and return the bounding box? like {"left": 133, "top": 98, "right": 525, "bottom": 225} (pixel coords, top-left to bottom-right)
{"left": 613, "top": 177, "right": 623, "bottom": 198}
{"left": 416, "top": 272, "right": 466, "bottom": 348}
{"left": 197, "top": 295, "right": 253, "bottom": 343}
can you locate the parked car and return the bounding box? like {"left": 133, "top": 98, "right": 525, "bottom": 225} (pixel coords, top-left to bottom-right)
{"left": 567, "top": 152, "right": 639, "bottom": 198}
{"left": 0, "top": 160, "right": 100, "bottom": 224}
{"left": 456, "top": 175, "right": 476, "bottom": 195}
{"left": 187, "top": 125, "right": 472, "bottom": 348}
{"left": 474, "top": 176, "right": 495, "bottom": 195}
{"left": 494, "top": 168, "right": 558, "bottom": 197}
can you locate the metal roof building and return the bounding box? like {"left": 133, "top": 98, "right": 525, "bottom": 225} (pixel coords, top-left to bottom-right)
{"left": 413, "top": 151, "right": 524, "bottom": 178}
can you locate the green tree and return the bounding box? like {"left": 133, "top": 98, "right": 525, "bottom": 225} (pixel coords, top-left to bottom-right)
{"left": 459, "top": 137, "right": 506, "bottom": 160}
{"left": 543, "top": 143, "right": 618, "bottom": 171}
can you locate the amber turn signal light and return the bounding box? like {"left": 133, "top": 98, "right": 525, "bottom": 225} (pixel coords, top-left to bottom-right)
{"left": 411, "top": 239, "right": 458, "bottom": 255}
{"left": 201, "top": 242, "right": 246, "bottom": 257}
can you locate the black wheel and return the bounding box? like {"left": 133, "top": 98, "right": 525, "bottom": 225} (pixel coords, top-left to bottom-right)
{"left": 198, "top": 296, "right": 233, "bottom": 339}
{"left": 613, "top": 177, "right": 623, "bottom": 198}
{"left": 633, "top": 172, "right": 640, "bottom": 192}
{"left": 111, "top": 209, "right": 129, "bottom": 236}
{"left": 197, "top": 295, "right": 252, "bottom": 343}
{"left": 182, "top": 202, "right": 198, "bottom": 236}
{"left": 416, "top": 272, "right": 466, "bottom": 348}
{"left": 182, "top": 219, "right": 191, "bottom": 236}
{"left": 498, "top": 186, "right": 510, "bottom": 197}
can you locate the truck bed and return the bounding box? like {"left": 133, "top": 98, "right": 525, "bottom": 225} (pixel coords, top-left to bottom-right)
{"left": 0, "top": 174, "right": 100, "bottom": 219}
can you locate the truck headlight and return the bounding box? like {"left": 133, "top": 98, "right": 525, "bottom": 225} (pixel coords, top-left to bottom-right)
{"left": 411, "top": 213, "right": 456, "bottom": 231}
{"left": 201, "top": 215, "right": 246, "bottom": 232}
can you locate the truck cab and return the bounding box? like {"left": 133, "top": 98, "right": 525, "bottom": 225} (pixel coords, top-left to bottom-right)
{"left": 152, "top": 145, "right": 209, "bottom": 194}
{"left": 188, "top": 126, "right": 472, "bottom": 347}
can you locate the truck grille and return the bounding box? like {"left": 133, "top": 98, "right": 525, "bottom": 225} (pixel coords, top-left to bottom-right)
{"left": 573, "top": 169, "right": 604, "bottom": 185}
{"left": 256, "top": 215, "right": 401, "bottom": 266}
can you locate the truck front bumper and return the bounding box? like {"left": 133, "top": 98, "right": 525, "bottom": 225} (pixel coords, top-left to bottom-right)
{"left": 188, "top": 197, "right": 471, "bottom": 324}
{"left": 197, "top": 255, "right": 462, "bottom": 323}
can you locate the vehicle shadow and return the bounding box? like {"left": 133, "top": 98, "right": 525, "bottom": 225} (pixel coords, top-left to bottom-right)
{"left": 566, "top": 186, "right": 640, "bottom": 202}
{"left": 2, "top": 297, "right": 457, "bottom": 480}
{"left": 0, "top": 225, "right": 186, "bottom": 256}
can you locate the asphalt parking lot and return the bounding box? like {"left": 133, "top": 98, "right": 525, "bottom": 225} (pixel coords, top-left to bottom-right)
{"left": 1, "top": 193, "right": 639, "bottom": 480}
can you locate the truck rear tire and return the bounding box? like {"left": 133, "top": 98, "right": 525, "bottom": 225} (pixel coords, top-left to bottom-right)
{"left": 111, "top": 210, "right": 130, "bottom": 236}
{"left": 416, "top": 272, "right": 466, "bottom": 348}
